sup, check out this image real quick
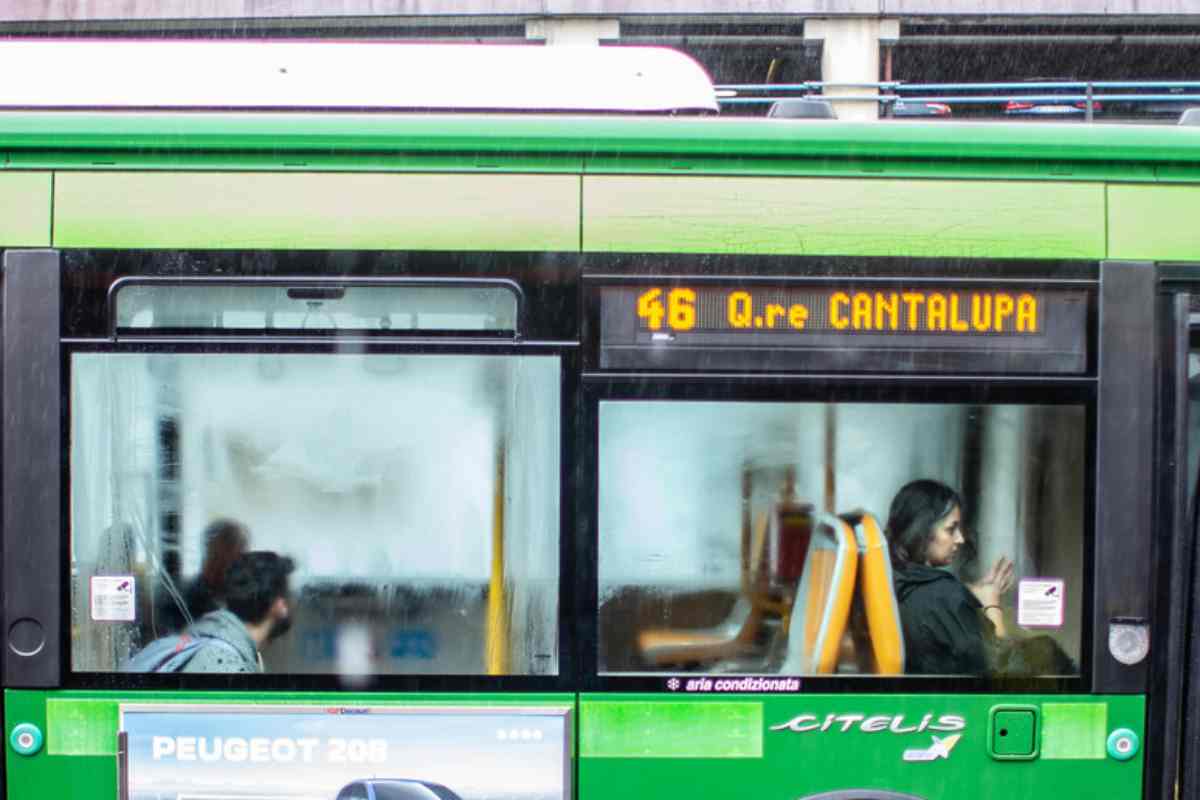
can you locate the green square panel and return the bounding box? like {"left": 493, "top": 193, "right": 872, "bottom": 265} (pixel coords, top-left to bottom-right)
{"left": 0, "top": 172, "right": 50, "bottom": 246}
{"left": 55, "top": 172, "right": 581, "bottom": 251}
{"left": 1042, "top": 702, "right": 1106, "bottom": 760}
{"left": 1108, "top": 184, "right": 1200, "bottom": 260}
{"left": 46, "top": 699, "right": 118, "bottom": 756}
{"left": 581, "top": 701, "right": 762, "bottom": 759}
{"left": 584, "top": 176, "right": 1106, "bottom": 258}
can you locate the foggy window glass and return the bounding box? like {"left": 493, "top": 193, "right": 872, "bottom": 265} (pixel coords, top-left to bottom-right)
{"left": 70, "top": 352, "right": 560, "bottom": 676}
{"left": 598, "top": 401, "right": 1085, "bottom": 679}
{"left": 115, "top": 283, "right": 519, "bottom": 333}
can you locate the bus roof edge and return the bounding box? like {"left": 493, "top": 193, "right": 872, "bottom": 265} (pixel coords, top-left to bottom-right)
{"left": 0, "top": 40, "right": 719, "bottom": 114}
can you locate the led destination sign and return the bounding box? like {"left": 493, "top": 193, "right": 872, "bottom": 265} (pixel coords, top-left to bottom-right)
{"left": 633, "top": 286, "right": 1041, "bottom": 336}
{"left": 597, "top": 282, "right": 1089, "bottom": 375}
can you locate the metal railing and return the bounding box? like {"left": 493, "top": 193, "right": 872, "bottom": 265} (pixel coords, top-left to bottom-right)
{"left": 715, "top": 81, "right": 1200, "bottom": 121}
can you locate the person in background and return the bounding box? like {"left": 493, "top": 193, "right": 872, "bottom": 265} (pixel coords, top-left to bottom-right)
{"left": 884, "top": 479, "right": 1014, "bottom": 676}
{"left": 179, "top": 550, "right": 296, "bottom": 673}
{"left": 128, "top": 550, "right": 295, "bottom": 673}
{"left": 155, "top": 518, "right": 249, "bottom": 633}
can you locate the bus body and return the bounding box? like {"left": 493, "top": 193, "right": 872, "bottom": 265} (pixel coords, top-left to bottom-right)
{"left": 0, "top": 56, "right": 1198, "bottom": 800}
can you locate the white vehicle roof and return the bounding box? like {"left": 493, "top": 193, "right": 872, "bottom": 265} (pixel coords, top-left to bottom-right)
{"left": 0, "top": 39, "right": 719, "bottom": 114}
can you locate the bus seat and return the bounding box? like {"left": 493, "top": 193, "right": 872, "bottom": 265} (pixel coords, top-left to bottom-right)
{"left": 851, "top": 512, "right": 905, "bottom": 675}
{"left": 636, "top": 502, "right": 804, "bottom": 669}
{"left": 636, "top": 510, "right": 772, "bottom": 667}
{"left": 636, "top": 595, "right": 765, "bottom": 666}
{"left": 777, "top": 512, "right": 859, "bottom": 674}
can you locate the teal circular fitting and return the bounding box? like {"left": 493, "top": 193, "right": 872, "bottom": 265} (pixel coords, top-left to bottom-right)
{"left": 1107, "top": 728, "right": 1139, "bottom": 761}
{"left": 9, "top": 723, "right": 42, "bottom": 756}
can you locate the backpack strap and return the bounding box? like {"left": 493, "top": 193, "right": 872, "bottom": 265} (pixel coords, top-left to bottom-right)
{"left": 156, "top": 633, "right": 244, "bottom": 672}
{"left": 125, "top": 630, "right": 252, "bottom": 673}
{"left": 176, "top": 634, "right": 248, "bottom": 672}
{"left": 152, "top": 634, "right": 205, "bottom": 672}
{"left": 122, "top": 633, "right": 196, "bottom": 672}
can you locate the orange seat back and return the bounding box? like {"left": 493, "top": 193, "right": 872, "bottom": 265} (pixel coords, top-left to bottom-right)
{"left": 780, "top": 512, "right": 858, "bottom": 674}
{"left": 852, "top": 513, "right": 905, "bottom": 675}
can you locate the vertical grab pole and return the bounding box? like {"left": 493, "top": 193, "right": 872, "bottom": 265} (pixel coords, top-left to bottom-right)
{"left": 741, "top": 463, "right": 752, "bottom": 596}
{"left": 486, "top": 444, "right": 510, "bottom": 675}
{"left": 823, "top": 404, "right": 837, "bottom": 513}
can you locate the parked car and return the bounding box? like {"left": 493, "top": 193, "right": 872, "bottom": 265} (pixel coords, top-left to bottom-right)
{"left": 891, "top": 99, "right": 952, "bottom": 118}
{"left": 1003, "top": 78, "right": 1102, "bottom": 117}
{"left": 1135, "top": 86, "right": 1200, "bottom": 120}
{"left": 766, "top": 98, "right": 836, "bottom": 119}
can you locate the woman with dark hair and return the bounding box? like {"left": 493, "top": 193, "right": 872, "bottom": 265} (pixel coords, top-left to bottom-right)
{"left": 154, "top": 519, "right": 250, "bottom": 634}
{"left": 886, "top": 479, "right": 1013, "bottom": 675}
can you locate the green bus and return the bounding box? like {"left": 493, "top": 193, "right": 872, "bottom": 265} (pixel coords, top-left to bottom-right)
{"left": 1, "top": 39, "right": 1198, "bottom": 800}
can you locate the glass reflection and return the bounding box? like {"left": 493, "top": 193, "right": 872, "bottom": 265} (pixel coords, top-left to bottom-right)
{"left": 598, "top": 401, "right": 1084, "bottom": 678}
{"left": 71, "top": 352, "right": 560, "bottom": 676}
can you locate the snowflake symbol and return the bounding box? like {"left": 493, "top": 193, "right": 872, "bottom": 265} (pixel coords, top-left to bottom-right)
{"left": 667, "top": 678, "right": 681, "bottom": 691}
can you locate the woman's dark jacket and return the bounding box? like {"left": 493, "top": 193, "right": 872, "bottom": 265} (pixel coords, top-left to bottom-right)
{"left": 894, "top": 563, "right": 991, "bottom": 675}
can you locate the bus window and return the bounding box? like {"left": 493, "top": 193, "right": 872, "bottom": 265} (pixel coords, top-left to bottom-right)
{"left": 598, "top": 401, "right": 1084, "bottom": 678}
{"left": 70, "top": 352, "right": 560, "bottom": 676}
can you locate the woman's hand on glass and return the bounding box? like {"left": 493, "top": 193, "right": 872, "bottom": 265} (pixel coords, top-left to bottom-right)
{"left": 968, "top": 555, "right": 1015, "bottom": 609}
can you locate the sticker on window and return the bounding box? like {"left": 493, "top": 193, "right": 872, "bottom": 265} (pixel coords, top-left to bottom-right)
{"left": 90, "top": 576, "right": 136, "bottom": 622}
{"left": 1017, "top": 578, "right": 1065, "bottom": 628}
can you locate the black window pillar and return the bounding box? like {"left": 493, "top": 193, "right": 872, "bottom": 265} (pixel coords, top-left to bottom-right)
{"left": 3, "top": 249, "right": 62, "bottom": 686}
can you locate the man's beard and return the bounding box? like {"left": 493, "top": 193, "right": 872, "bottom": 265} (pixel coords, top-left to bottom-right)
{"left": 267, "top": 613, "right": 293, "bottom": 643}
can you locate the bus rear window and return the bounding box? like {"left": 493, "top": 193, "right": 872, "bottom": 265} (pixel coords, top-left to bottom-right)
{"left": 70, "top": 352, "right": 560, "bottom": 677}
{"left": 598, "top": 400, "right": 1085, "bottom": 679}
{"left": 113, "top": 281, "right": 520, "bottom": 334}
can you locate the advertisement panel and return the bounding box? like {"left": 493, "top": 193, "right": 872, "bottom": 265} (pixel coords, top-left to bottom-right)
{"left": 119, "top": 705, "right": 571, "bottom": 800}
